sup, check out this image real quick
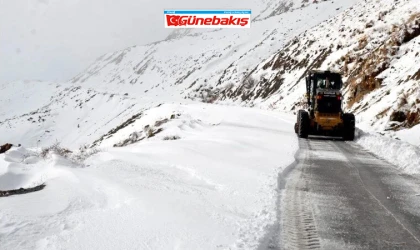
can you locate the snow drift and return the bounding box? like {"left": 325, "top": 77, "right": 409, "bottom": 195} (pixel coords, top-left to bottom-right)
{"left": 356, "top": 129, "right": 420, "bottom": 175}
{"left": 0, "top": 104, "right": 298, "bottom": 250}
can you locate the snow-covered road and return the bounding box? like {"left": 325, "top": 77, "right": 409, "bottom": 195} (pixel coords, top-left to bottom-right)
{"left": 0, "top": 104, "right": 298, "bottom": 250}
{"left": 276, "top": 139, "right": 420, "bottom": 250}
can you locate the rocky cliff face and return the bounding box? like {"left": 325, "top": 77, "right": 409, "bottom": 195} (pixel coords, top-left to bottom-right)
{"left": 220, "top": 0, "right": 420, "bottom": 132}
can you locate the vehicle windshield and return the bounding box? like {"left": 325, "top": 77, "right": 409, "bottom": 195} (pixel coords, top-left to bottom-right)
{"left": 315, "top": 74, "right": 342, "bottom": 90}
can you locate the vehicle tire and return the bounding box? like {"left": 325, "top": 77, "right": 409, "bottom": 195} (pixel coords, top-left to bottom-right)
{"left": 343, "top": 113, "right": 355, "bottom": 141}
{"left": 297, "top": 110, "right": 309, "bottom": 138}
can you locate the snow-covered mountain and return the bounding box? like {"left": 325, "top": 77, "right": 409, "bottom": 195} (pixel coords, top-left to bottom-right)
{"left": 1, "top": 0, "right": 419, "bottom": 149}
{"left": 246, "top": 0, "right": 420, "bottom": 133}
{"left": 2, "top": 1, "right": 420, "bottom": 249}
{"left": 0, "top": 0, "right": 357, "bottom": 148}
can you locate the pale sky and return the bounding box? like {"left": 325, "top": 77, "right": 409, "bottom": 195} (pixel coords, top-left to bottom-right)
{"left": 0, "top": 0, "right": 254, "bottom": 84}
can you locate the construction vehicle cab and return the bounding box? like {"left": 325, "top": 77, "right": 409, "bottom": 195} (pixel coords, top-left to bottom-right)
{"left": 294, "top": 70, "right": 355, "bottom": 140}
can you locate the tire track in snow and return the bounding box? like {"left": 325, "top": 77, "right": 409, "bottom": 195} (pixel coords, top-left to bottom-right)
{"left": 260, "top": 137, "right": 420, "bottom": 250}
{"left": 279, "top": 140, "right": 321, "bottom": 250}
{"left": 257, "top": 139, "right": 321, "bottom": 250}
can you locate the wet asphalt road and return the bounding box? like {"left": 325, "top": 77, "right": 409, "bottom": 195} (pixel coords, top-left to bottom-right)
{"left": 271, "top": 138, "right": 420, "bottom": 250}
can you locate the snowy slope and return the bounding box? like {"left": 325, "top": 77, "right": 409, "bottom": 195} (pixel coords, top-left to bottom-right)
{"left": 0, "top": 104, "right": 297, "bottom": 250}
{"left": 0, "top": 81, "right": 169, "bottom": 149}
{"left": 0, "top": 0, "right": 361, "bottom": 149}
{"left": 60, "top": 0, "right": 420, "bottom": 139}
{"left": 243, "top": 0, "right": 420, "bottom": 132}
{"left": 70, "top": 0, "right": 358, "bottom": 98}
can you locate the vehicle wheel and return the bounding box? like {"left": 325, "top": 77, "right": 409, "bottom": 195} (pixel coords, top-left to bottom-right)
{"left": 297, "top": 110, "right": 309, "bottom": 138}
{"left": 343, "top": 113, "right": 355, "bottom": 141}
{"left": 294, "top": 123, "right": 298, "bottom": 134}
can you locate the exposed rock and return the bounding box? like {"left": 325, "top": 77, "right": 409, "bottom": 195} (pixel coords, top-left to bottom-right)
{"left": 390, "top": 111, "right": 406, "bottom": 122}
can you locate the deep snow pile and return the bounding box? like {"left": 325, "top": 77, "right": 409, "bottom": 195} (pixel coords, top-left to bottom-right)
{"left": 355, "top": 129, "right": 420, "bottom": 175}
{"left": 0, "top": 144, "right": 87, "bottom": 192}
{"left": 0, "top": 104, "right": 297, "bottom": 250}
{"left": 0, "top": 147, "right": 65, "bottom": 190}
{"left": 395, "top": 123, "right": 420, "bottom": 147}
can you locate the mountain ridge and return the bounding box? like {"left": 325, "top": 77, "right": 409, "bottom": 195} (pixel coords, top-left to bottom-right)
{"left": 1, "top": 0, "right": 419, "bottom": 149}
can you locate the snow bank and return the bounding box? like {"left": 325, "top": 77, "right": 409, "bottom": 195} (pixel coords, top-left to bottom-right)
{"left": 0, "top": 147, "right": 74, "bottom": 190}
{"left": 355, "top": 129, "right": 420, "bottom": 175}
{"left": 395, "top": 124, "right": 420, "bottom": 147}
{"left": 0, "top": 104, "right": 298, "bottom": 250}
